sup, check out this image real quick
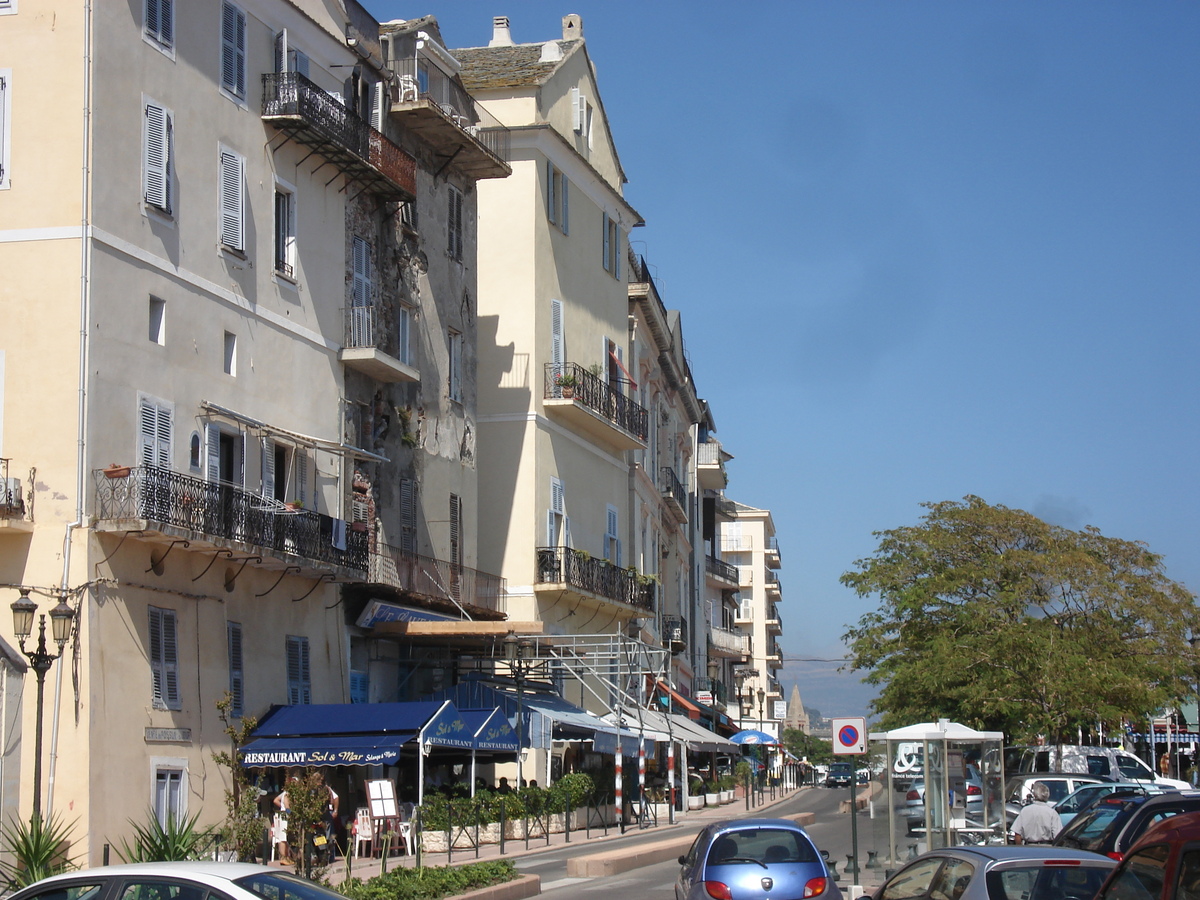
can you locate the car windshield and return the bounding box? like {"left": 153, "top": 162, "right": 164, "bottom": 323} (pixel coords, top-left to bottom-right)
{"left": 707, "top": 828, "right": 819, "bottom": 866}
{"left": 235, "top": 873, "right": 347, "bottom": 900}
{"left": 1057, "top": 804, "right": 1131, "bottom": 850}
{"left": 986, "top": 864, "right": 1111, "bottom": 900}
{"left": 831, "top": 764, "right": 852, "bottom": 774}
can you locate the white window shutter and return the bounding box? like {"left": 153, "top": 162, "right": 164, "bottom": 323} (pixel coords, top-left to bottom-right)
{"left": 261, "top": 437, "right": 275, "bottom": 498}
{"left": 563, "top": 516, "right": 572, "bottom": 549}
{"left": 550, "top": 299, "right": 564, "bottom": 367}
{"left": 295, "top": 50, "right": 310, "bottom": 79}
{"left": 614, "top": 224, "right": 621, "bottom": 278}
{"left": 149, "top": 607, "right": 164, "bottom": 705}
{"left": 571, "top": 87, "right": 583, "bottom": 133}
{"left": 221, "top": 3, "right": 246, "bottom": 96}
{"left": 352, "top": 237, "right": 372, "bottom": 307}
{"left": 550, "top": 477, "right": 564, "bottom": 515}
{"left": 561, "top": 177, "right": 569, "bottom": 234}
{"left": 546, "top": 510, "right": 556, "bottom": 547}
{"left": 161, "top": 609, "right": 179, "bottom": 709}
{"left": 0, "top": 75, "right": 7, "bottom": 187}
{"left": 274, "top": 29, "right": 288, "bottom": 74}
{"left": 205, "top": 424, "right": 221, "bottom": 482}
{"left": 219, "top": 150, "right": 244, "bottom": 250}
{"left": 602, "top": 212, "right": 610, "bottom": 271}
{"left": 144, "top": 103, "right": 170, "bottom": 212}
{"left": 546, "top": 160, "right": 556, "bottom": 224}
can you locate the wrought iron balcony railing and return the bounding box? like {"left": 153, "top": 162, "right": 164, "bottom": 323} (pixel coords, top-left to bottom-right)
{"left": 534, "top": 546, "right": 655, "bottom": 612}
{"left": 695, "top": 675, "right": 728, "bottom": 706}
{"left": 544, "top": 363, "right": 648, "bottom": 442}
{"left": 367, "top": 542, "right": 505, "bottom": 615}
{"left": 706, "top": 554, "right": 738, "bottom": 583}
{"left": 344, "top": 304, "right": 408, "bottom": 360}
{"left": 709, "top": 625, "right": 749, "bottom": 656}
{"left": 93, "top": 465, "right": 368, "bottom": 572}
{"left": 262, "top": 72, "right": 416, "bottom": 200}
{"left": 660, "top": 466, "right": 687, "bottom": 511}
{"left": 0, "top": 458, "right": 23, "bottom": 517}
{"left": 661, "top": 614, "right": 686, "bottom": 651}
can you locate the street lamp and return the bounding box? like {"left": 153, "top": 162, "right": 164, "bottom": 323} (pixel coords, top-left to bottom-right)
{"left": 503, "top": 630, "right": 534, "bottom": 787}
{"left": 11, "top": 588, "right": 74, "bottom": 819}
{"left": 757, "top": 687, "right": 766, "bottom": 732}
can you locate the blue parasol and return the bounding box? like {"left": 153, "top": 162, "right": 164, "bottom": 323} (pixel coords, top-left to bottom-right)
{"left": 729, "top": 729, "right": 779, "bottom": 745}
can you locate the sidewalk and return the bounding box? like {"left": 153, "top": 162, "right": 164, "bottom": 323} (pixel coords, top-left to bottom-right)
{"left": 315, "top": 785, "right": 807, "bottom": 886}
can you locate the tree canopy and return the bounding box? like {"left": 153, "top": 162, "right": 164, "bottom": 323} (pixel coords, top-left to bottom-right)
{"left": 841, "top": 496, "right": 1199, "bottom": 742}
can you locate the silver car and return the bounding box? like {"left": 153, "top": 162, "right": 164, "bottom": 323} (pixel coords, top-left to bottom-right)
{"left": 872, "top": 846, "right": 1115, "bottom": 900}
{"left": 677, "top": 818, "right": 842, "bottom": 900}
{"left": 7, "top": 863, "right": 345, "bottom": 900}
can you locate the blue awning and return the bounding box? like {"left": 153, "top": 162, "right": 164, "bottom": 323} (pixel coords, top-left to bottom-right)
{"left": 461, "top": 707, "right": 519, "bottom": 753}
{"left": 240, "top": 734, "right": 413, "bottom": 767}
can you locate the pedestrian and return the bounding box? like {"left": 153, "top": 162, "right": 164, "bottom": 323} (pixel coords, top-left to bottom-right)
{"left": 1011, "top": 781, "right": 1062, "bottom": 845}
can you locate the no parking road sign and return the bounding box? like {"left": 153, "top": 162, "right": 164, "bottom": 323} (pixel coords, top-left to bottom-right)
{"left": 831, "top": 716, "right": 866, "bottom": 755}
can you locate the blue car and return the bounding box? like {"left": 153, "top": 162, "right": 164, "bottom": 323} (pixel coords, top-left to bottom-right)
{"left": 676, "top": 818, "right": 841, "bottom": 900}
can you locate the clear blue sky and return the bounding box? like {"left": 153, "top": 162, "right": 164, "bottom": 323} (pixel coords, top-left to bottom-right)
{"left": 372, "top": 2, "right": 1200, "bottom": 721}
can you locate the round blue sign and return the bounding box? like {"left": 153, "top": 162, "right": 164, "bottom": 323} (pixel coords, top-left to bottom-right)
{"left": 838, "top": 725, "right": 860, "bottom": 747}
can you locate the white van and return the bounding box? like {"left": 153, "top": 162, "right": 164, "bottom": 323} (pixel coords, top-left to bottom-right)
{"left": 1018, "top": 744, "right": 1190, "bottom": 790}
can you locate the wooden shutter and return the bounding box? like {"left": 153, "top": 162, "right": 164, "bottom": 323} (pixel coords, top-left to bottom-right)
{"left": 144, "top": 102, "right": 171, "bottom": 212}
{"left": 221, "top": 3, "right": 246, "bottom": 96}
{"left": 546, "top": 160, "right": 556, "bottom": 223}
{"left": 150, "top": 607, "right": 180, "bottom": 710}
{"left": 561, "top": 176, "right": 569, "bottom": 234}
{"left": 352, "top": 237, "right": 372, "bottom": 307}
{"left": 550, "top": 299, "right": 564, "bottom": 367}
{"left": 227, "top": 622, "right": 244, "bottom": 717}
{"left": 219, "top": 150, "right": 244, "bottom": 250}
{"left": 449, "top": 331, "right": 462, "bottom": 401}
{"left": 205, "top": 424, "right": 221, "bottom": 482}
{"left": 274, "top": 29, "right": 288, "bottom": 74}
{"left": 0, "top": 74, "right": 7, "bottom": 187}
{"left": 613, "top": 222, "right": 621, "bottom": 278}
{"left": 139, "top": 399, "right": 171, "bottom": 469}
{"left": 449, "top": 494, "right": 461, "bottom": 569}
{"left": 399, "top": 478, "right": 416, "bottom": 554}
{"left": 146, "top": 0, "right": 173, "bottom": 46}
{"left": 602, "top": 212, "right": 610, "bottom": 271}
{"left": 287, "top": 636, "right": 311, "bottom": 705}
{"left": 260, "top": 437, "right": 275, "bottom": 498}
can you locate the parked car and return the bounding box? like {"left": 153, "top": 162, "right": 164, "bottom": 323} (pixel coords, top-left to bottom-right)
{"left": 1017, "top": 744, "right": 1191, "bottom": 791}
{"left": 1055, "top": 782, "right": 1166, "bottom": 827}
{"left": 676, "top": 818, "right": 841, "bottom": 900}
{"left": 870, "top": 845, "right": 1116, "bottom": 900}
{"left": 7, "top": 863, "right": 344, "bottom": 900}
{"left": 905, "top": 765, "right": 985, "bottom": 832}
{"left": 1091, "top": 809, "right": 1200, "bottom": 900}
{"left": 826, "top": 762, "right": 854, "bottom": 788}
{"left": 1004, "top": 773, "right": 1109, "bottom": 826}
{"left": 1054, "top": 791, "right": 1200, "bottom": 861}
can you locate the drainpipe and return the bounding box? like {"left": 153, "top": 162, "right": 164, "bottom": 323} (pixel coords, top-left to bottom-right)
{"left": 47, "top": 0, "right": 94, "bottom": 819}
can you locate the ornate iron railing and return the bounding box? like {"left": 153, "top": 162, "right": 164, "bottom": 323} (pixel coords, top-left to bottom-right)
{"left": 534, "top": 547, "right": 655, "bottom": 612}
{"left": 695, "top": 675, "right": 728, "bottom": 706}
{"left": 261, "top": 72, "right": 416, "bottom": 198}
{"left": 705, "top": 555, "right": 738, "bottom": 583}
{"left": 543, "top": 363, "right": 648, "bottom": 442}
{"left": 0, "top": 458, "right": 22, "bottom": 516}
{"left": 93, "top": 466, "right": 368, "bottom": 572}
{"left": 368, "top": 542, "right": 505, "bottom": 615}
{"left": 661, "top": 614, "right": 686, "bottom": 650}
{"left": 660, "top": 466, "right": 687, "bottom": 512}
{"left": 390, "top": 57, "right": 510, "bottom": 164}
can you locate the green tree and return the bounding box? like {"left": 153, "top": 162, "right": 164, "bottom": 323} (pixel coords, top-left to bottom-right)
{"left": 841, "top": 496, "right": 1200, "bottom": 741}
{"left": 782, "top": 729, "right": 833, "bottom": 765}
{"left": 211, "top": 694, "right": 264, "bottom": 862}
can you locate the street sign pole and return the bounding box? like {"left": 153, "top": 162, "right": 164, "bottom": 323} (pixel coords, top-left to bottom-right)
{"left": 832, "top": 717, "right": 867, "bottom": 888}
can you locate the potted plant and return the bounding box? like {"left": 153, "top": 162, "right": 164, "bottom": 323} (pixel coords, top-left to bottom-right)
{"left": 555, "top": 371, "right": 577, "bottom": 398}
{"left": 704, "top": 781, "right": 720, "bottom": 807}
{"left": 103, "top": 463, "right": 131, "bottom": 478}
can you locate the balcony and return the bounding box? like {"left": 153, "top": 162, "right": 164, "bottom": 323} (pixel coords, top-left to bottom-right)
{"left": 361, "top": 542, "right": 506, "bottom": 618}
{"left": 765, "top": 570, "right": 781, "bottom": 598}
{"left": 705, "top": 554, "right": 738, "bottom": 586}
{"left": 696, "top": 439, "right": 729, "bottom": 490}
{"left": 766, "top": 641, "right": 783, "bottom": 670}
{"left": 534, "top": 546, "right": 655, "bottom": 613}
{"left": 388, "top": 58, "right": 511, "bottom": 180}
{"left": 694, "top": 675, "right": 728, "bottom": 708}
{"left": 93, "top": 466, "right": 367, "bottom": 577}
{"left": 262, "top": 72, "right": 416, "bottom": 201}
{"left": 708, "top": 624, "right": 749, "bottom": 659}
{"left": 765, "top": 604, "right": 782, "bottom": 635}
{"left": 543, "top": 363, "right": 648, "bottom": 451}
{"left": 341, "top": 305, "right": 419, "bottom": 383}
{"left": 765, "top": 536, "right": 782, "bottom": 569}
{"left": 0, "top": 459, "right": 31, "bottom": 533}
{"left": 661, "top": 614, "right": 686, "bottom": 653}
{"left": 660, "top": 467, "right": 688, "bottom": 524}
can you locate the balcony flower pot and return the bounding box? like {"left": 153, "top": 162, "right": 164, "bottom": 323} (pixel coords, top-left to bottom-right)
{"left": 350, "top": 522, "right": 369, "bottom": 533}
{"left": 103, "top": 464, "right": 131, "bottom": 479}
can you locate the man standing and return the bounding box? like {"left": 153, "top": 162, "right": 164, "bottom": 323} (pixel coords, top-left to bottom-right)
{"left": 1011, "top": 781, "right": 1062, "bottom": 845}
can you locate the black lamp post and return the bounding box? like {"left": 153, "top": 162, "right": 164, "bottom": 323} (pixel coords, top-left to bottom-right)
{"left": 503, "top": 630, "right": 534, "bottom": 787}
{"left": 11, "top": 588, "right": 74, "bottom": 819}
{"left": 757, "top": 687, "right": 766, "bottom": 732}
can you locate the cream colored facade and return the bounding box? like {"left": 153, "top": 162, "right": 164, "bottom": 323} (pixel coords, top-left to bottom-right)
{"left": 723, "top": 502, "right": 785, "bottom": 735}
{"left": 0, "top": 0, "right": 504, "bottom": 860}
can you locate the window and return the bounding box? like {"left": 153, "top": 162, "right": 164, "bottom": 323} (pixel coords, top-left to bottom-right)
{"left": 571, "top": 87, "right": 593, "bottom": 149}
{"left": 220, "top": 2, "right": 246, "bottom": 99}
{"left": 274, "top": 30, "right": 309, "bottom": 78}
{"left": 399, "top": 478, "right": 417, "bottom": 554}
{"left": 351, "top": 236, "right": 372, "bottom": 308}
{"left": 545, "top": 161, "right": 568, "bottom": 233}
{"left": 138, "top": 396, "right": 172, "bottom": 469}
{"left": 152, "top": 760, "right": 187, "bottom": 827}
{"left": 0, "top": 71, "right": 8, "bottom": 190}
{"left": 148, "top": 606, "right": 180, "bottom": 710}
{"left": 547, "top": 477, "right": 569, "bottom": 547}
{"left": 400, "top": 200, "right": 418, "bottom": 231}
{"left": 227, "top": 622, "right": 243, "bottom": 717}
{"left": 397, "top": 304, "right": 412, "bottom": 365}
{"left": 602, "top": 212, "right": 621, "bottom": 277}
{"left": 605, "top": 504, "right": 621, "bottom": 565}
{"left": 144, "top": 0, "right": 174, "bottom": 51}
{"left": 223, "top": 331, "right": 236, "bottom": 375}
{"left": 205, "top": 423, "right": 244, "bottom": 486}
{"left": 273, "top": 185, "right": 295, "bottom": 278}
{"left": 447, "top": 185, "right": 464, "bottom": 259}
{"left": 143, "top": 100, "right": 173, "bottom": 214}
{"left": 0, "top": 2, "right": 15, "bottom": 15}
{"left": 219, "top": 147, "right": 245, "bottom": 251}
{"left": 148, "top": 296, "right": 165, "bottom": 344}
{"left": 448, "top": 329, "right": 463, "bottom": 402}
{"left": 286, "top": 635, "right": 311, "bottom": 705}
{"left": 1096, "top": 844, "right": 1168, "bottom": 900}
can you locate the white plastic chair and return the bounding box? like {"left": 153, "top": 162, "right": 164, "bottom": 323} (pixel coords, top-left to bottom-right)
{"left": 396, "top": 803, "right": 415, "bottom": 856}
{"left": 353, "top": 807, "right": 374, "bottom": 858}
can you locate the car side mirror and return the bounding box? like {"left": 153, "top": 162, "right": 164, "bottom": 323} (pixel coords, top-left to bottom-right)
{"left": 679, "top": 855, "right": 688, "bottom": 866}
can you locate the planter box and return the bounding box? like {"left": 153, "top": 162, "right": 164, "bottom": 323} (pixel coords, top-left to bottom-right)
{"left": 687, "top": 795, "right": 705, "bottom": 811}
{"left": 650, "top": 802, "right": 671, "bottom": 822}
{"left": 420, "top": 822, "right": 503, "bottom": 852}
{"left": 720, "top": 791, "right": 734, "bottom": 804}
{"left": 705, "top": 793, "right": 720, "bottom": 807}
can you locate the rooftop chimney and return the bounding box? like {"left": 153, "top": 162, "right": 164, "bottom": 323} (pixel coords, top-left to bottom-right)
{"left": 489, "top": 16, "right": 514, "bottom": 47}
{"left": 562, "top": 14, "right": 582, "bottom": 41}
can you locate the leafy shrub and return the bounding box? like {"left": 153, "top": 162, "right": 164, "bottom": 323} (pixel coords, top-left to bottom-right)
{"left": 0, "top": 813, "right": 77, "bottom": 889}
{"left": 338, "top": 859, "right": 518, "bottom": 900}
{"left": 114, "top": 809, "right": 205, "bottom": 862}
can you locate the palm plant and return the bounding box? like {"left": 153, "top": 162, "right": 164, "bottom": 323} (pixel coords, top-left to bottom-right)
{"left": 0, "top": 813, "right": 77, "bottom": 889}
{"left": 115, "top": 809, "right": 206, "bottom": 862}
